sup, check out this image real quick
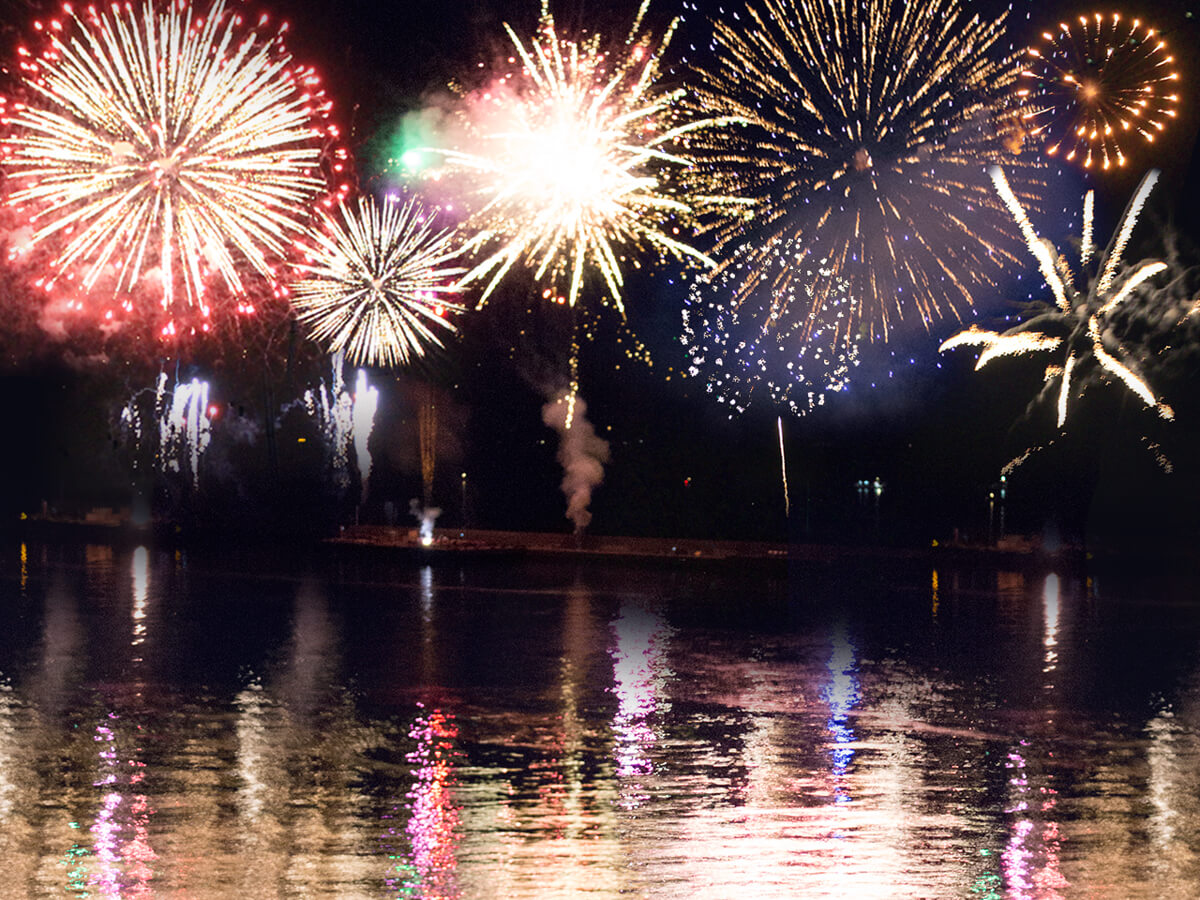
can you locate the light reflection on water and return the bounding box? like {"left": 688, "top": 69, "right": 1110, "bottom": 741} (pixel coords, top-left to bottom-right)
{"left": 2, "top": 545, "right": 1200, "bottom": 897}
{"left": 610, "top": 600, "right": 673, "bottom": 805}
{"left": 822, "top": 624, "right": 859, "bottom": 805}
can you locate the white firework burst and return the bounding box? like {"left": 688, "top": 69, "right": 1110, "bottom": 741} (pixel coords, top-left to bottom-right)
{"left": 291, "top": 196, "right": 466, "bottom": 368}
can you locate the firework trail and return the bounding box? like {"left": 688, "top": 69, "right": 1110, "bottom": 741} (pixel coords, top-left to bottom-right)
{"left": 681, "top": 241, "right": 859, "bottom": 418}
{"left": 940, "top": 167, "right": 1177, "bottom": 430}
{"left": 1, "top": 0, "right": 338, "bottom": 318}
{"left": 680, "top": 0, "right": 1041, "bottom": 343}
{"left": 1018, "top": 12, "right": 1180, "bottom": 172}
{"left": 292, "top": 196, "right": 466, "bottom": 368}
{"left": 777, "top": 416, "right": 790, "bottom": 517}
{"left": 421, "top": 0, "right": 736, "bottom": 316}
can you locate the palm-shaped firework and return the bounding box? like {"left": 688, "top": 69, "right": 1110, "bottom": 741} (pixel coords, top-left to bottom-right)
{"left": 940, "top": 167, "right": 1175, "bottom": 429}
{"left": 291, "top": 197, "right": 465, "bottom": 368}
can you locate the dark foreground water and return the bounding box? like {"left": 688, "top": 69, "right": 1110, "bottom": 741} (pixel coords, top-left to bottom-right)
{"left": 2, "top": 542, "right": 1200, "bottom": 898}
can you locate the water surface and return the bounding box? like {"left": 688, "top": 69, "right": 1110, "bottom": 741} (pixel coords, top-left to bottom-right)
{"left": 2, "top": 542, "right": 1200, "bottom": 898}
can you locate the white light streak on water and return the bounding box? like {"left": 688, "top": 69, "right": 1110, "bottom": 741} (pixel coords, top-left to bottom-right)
{"left": 1043, "top": 573, "right": 1060, "bottom": 677}
{"left": 131, "top": 546, "right": 148, "bottom": 652}
{"left": 610, "top": 603, "right": 673, "bottom": 808}
{"left": 234, "top": 680, "right": 270, "bottom": 823}
{"left": 823, "top": 624, "right": 860, "bottom": 804}
{"left": 419, "top": 565, "right": 436, "bottom": 680}
{"left": 1002, "top": 574, "right": 1069, "bottom": 899}
{"left": 0, "top": 682, "right": 14, "bottom": 824}
{"left": 1144, "top": 654, "right": 1200, "bottom": 885}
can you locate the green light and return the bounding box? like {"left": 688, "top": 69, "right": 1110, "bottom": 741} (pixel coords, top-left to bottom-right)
{"left": 382, "top": 111, "right": 439, "bottom": 176}
{"left": 401, "top": 149, "right": 425, "bottom": 171}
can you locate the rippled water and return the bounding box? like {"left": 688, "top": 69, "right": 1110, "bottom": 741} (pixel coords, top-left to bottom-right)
{"left": 2, "top": 542, "right": 1200, "bottom": 898}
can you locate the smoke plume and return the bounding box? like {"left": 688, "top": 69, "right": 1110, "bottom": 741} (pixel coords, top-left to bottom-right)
{"left": 541, "top": 391, "right": 610, "bottom": 533}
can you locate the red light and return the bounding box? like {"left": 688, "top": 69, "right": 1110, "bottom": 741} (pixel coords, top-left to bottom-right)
{"left": 207, "top": 404, "right": 219, "bottom": 418}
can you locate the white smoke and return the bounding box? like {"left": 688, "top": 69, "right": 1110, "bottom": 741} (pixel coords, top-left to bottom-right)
{"left": 409, "top": 498, "right": 441, "bottom": 545}
{"left": 541, "top": 391, "right": 610, "bottom": 533}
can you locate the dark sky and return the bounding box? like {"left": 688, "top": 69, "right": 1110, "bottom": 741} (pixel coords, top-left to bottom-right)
{"left": 267, "top": 0, "right": 1200, "bottom": 542}
{"left": 2, "top": 0, "right": 1200, "bottom": 544}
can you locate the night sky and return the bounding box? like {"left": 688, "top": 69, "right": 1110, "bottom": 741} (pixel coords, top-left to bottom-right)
{"left": 2, "top": 0, "right": 1200, "bottom": 547}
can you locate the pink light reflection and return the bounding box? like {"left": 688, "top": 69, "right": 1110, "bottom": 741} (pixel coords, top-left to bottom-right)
{"left": 384, "top": 706, "right": 462, "bottom": 899}
{"left": 1002, "top": 574, "right": 1069, "bottom": 898}
{"left": 87, "top": 717, "right": 156, "bottom": 897}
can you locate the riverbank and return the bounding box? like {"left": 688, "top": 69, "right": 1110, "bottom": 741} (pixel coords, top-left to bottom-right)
{"left": 10, "top": 514, "right": 1194, "bottom": 575}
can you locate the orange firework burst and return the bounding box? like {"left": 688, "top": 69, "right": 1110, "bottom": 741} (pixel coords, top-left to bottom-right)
{"left": 1019, "top": 12, "right": 1180, "bottom": 171}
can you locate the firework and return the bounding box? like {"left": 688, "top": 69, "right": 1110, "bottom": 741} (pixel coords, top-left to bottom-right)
{"left": 352, "top": 369, "right": 378, "bottom": 503}
{"left": 1, "top": 0, "right": 336, "bottom": 315}
{"left": 681, "top": 240, "right": 859, "bottom": 418}
{"left": 304, "top": 353, "right": 379, "bottom": 501}
{"left": 304, "top": 353, "right": 355, "bottom": 492}
{"left": 777, "top": 416, "right": 790, "bottom": 518}
{"left": 681, "top": 0, "right": 1039, "bottom": 343}
{"left": 1018, "top": 13, "right": 1180, "bottom": 171}
{"left": 119, "top": 372, "right": 212, "bottom": 488}
{"left": 425, "top": 0, "right": 733, "bottom": 315}
{"left": 940, "top": 167, "right": 1174, "bottom": 429}
{"left": 291, "top": 196, "right": 465, "bottom": 368}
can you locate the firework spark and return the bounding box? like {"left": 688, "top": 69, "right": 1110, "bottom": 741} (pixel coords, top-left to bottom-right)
{"left": 1018, "top": 13, "right": 1180, "bottom": 171}
{"left": 118, "top": 372, "right": 212, "bottom": 488}
{"left": 681, "top": 240, "right": 859, "bottom": 418}
{"left": 1, "top": 0, "right": 336, "bottom": 315}
{"left": 940, "top": 167, "right": 1174, "bottom": 428}
{"left": 425, "top": 0, "right": 733, "bottom": 315}
{"left": 681, "top": 0, "right": 1040, "bottom": 343}
{"left": 777, "top": 415, "right": 790, "bottom": 517}
{"left": 303, "top": 354, "right": 378, "bottom": 501}
{"left": 291, "top": 197, "right": 465, "bottom": 368}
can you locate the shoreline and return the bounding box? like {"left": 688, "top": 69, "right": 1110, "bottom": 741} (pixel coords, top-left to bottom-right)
{"left": 8, "top": 516, "right": 1194, "bottom": 574}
